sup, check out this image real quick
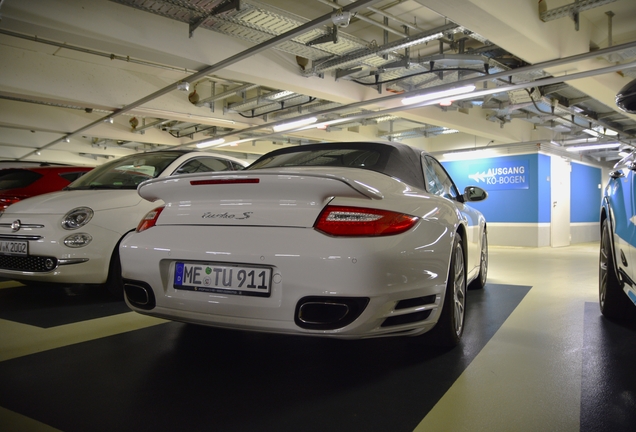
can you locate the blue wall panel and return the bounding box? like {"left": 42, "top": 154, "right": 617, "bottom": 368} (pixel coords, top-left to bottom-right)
{"left": 538, "top": 154, "right": 551, "bottom": 223}
{"left": 442, "top": 154, "right": 543, "bottom": 223}
{"left": 570, "top": 162, "right": 602, "bottom": 223}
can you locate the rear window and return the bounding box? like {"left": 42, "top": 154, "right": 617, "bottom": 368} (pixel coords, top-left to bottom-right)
{"left": 59, "top": 171, "right": 89, "bottom": 182}
{"left": 174, "top": 157, "right": 236, "bottom": 174}
{"left": 68, "top": 152, "right": 183, "bottom": 190}
{"left": 247, "top": 148, "right": 382, "bottom": 170}
{"left": 0, "top": 169, "right": 43, "bottom": 190}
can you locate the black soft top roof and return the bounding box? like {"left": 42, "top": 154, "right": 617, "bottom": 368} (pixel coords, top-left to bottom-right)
{"left": 247, "top": 141, "right": 426, "bottom": 189}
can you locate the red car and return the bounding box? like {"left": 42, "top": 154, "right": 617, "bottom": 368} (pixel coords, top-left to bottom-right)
{"left": 0, "top": 165, "right": 93, "bottom": 210}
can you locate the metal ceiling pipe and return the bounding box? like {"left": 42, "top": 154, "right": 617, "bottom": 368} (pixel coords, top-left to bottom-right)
{"left": 199, "top": 57, "right": 636, "bottom": 147}
{"left": 606, "top": 11, "right": 614, "bottom": 47}
{"left": 18, "top": 0, "right": 386, "bottom": 160}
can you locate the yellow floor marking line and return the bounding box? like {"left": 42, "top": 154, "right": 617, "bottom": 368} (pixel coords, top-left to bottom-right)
{"left": 0, "top": 312, "right": 166, "bottom": 362}
{"left": 0, "top": 406, "right": 63, "bottom": 432}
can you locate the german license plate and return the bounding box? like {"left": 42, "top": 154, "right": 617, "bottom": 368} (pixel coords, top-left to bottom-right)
{"left": 173, "top": 262, "right": 271, "bottom": 297}
{"left": 0, "top": 240, "right": 28, "bottom": 256}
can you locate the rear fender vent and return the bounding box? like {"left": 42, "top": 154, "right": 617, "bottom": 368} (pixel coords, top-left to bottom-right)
{"left": 394, "top": 294, "right": 436, "bottom": 310}
{"left": 382, "top": 294, "right": 437, "bottom": 327}
{"left": 381, "top": 310, "right": 432, "bottom": 327}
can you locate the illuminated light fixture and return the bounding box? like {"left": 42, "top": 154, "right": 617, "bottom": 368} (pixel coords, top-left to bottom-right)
{"left": 104, "top": 117, "right": 114, "bottom": 124}
{"left": 272, "top": 117, "right": 317, "bottom": 132}
{"left": 582, "top": 128, "right": 602, "bottom": 138}
{"left": 619, "top": 151, "right": 630, "bottom": 158}
{"left": 196, "top": 138, "right": 225, "bottom": 149}
{"left": 442, "top": 149, "right": 495, "bottom": 160}
{"left": 63, "top": 137, "right": 70, "bottom": 143}
{"left": 218, "top": 138, "right": 254, "bottom": 147}
{"left": 565, "top": 142, "right": 621, "bottom": 152}
{"left": 140, "top": 108, "right": 236, "bottom": 125}
{"left": 550, "top": 140, "right": 561, "bottom": 146}
{"left": 592, "top": 125, "right": 618, "bottom": 136}
{"left": 313, "top": 118, "right": 351, "bottom": 130}
{"left": 438, "top": 128, "right": 459, "bottom": 135}
{"left": 402, "top": 85, "right": 476, "bottom": 106}
{"left": 439, "top": 99, "right": 453, "bottom": 106}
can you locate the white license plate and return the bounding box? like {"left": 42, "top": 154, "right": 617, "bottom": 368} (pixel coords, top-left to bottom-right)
{"left": 0, "top": 240, "right": 28, "bottom": 256}
{"left": 173, "top": 262, "right": 271, "bottom": 297}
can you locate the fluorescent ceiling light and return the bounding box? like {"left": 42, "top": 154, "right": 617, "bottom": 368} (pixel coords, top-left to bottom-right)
{"left": 592, "top": 125, "right": 618, "bottom": 136}
{"left": 272, "top": 117, "right": 317, "bottom": 132}
{"left": 582, "top": 128, "right": 602, "bottom": 138}
{"left": 313, "top": 118, "right": 352, "bottom": 129}
{"left": 218, "top": 138, "right": 254, "bottom": 147}
{"left": 402, "top": 85, "right": 476, "bottom": 106}
{"left": 565, "top": 142, "right": 620, "bottom": 152}
{"left": 619, "top": 151, "right": 630, "bottom": 158}
{"left": 196, "top": 138, "right": 225, "bottom": 148}
{"left": 139, "top": 108, "right": 236, "bottom": 124}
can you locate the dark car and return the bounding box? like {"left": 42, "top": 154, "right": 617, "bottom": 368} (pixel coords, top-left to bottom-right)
{"left": 0, "top": 166, "right": 93, "bottom": 210}
{"left": 599, "top": 151, "right": 636, "bottom": 319}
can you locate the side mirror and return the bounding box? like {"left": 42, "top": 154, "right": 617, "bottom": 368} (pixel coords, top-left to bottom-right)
{"left": 616, "top": 78, "right": 636, "bottom": 114}
{"left": 463, "top": 186, "right": 488, "bottom": 202}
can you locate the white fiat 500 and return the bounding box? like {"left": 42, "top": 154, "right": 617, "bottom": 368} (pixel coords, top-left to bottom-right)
{"left": 0, "top": 150, "right": 248, "bottom": 296}
{"left": 120, "top": 142, "right": 488, "bottom": 346}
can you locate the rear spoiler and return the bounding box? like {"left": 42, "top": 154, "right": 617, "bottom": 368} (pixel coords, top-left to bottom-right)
{"left": 138, "top": 170, "right": 385, "bottom": 202}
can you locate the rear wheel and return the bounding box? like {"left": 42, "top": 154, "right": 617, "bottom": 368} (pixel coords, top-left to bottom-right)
{"left": 425, "top": 233, "right": 466, "bottom": 347}
{"left": 599, "top": 219, "right": 632, "bottom": 320}
{"left": 470, "top": 228, "right": 488, "bottom": 290}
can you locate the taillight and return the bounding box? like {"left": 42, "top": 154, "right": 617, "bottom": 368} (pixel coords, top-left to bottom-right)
{"left": 136, "top": 206, "right": 165, "bottom": 233}
{"left": 0, "top": 197, "right": 22, "bottom": 210}
{"left": 314, "top": 205, "right": 419, "bottom": 237}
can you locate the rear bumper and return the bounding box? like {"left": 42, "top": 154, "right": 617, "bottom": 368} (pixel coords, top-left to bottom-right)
{"left": 120, "top": 223, "right": 453, "bottom": 338}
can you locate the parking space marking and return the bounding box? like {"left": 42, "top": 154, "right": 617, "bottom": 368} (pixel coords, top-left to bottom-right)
{"left": 0, "top": 313, "right": 166, "bottom": 362}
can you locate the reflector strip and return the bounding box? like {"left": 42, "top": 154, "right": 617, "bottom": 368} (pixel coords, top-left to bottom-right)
{"left": 190, "top": 179, "right": 259, "bottom": 186}
{"left": 325, "top": 211, "right": 383, "bottom": 223}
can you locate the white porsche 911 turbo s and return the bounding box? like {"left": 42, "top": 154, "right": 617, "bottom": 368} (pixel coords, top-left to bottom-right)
{"left": 0, "top": 150, "right": 248, "bottom": 296}
{"left": 120, "top": 142, "right": 488, "bottom": 346}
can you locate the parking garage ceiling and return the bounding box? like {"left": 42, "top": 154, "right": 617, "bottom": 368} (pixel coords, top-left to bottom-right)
{"left": 1, "top": 0, "right": 636, "bottom": 166}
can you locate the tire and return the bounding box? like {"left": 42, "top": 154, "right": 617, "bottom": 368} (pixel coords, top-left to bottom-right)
{"left": 104, "top": 246, "right": 124, "bottom": 299}
{"left": 470, "top": 228, "right": 488, "bottom": 290}
{"left": 599, "top": 219, "right": 632, "bottom": 320}
{"left": 425, "top": 232, "right": 467, "bottom": 347}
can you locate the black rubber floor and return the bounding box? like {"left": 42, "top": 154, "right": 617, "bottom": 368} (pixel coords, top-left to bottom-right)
{"left": 580, "top": 302, "right": 636, "bottom": 432}
{"left": 0, "top": 283, "right": 530, "bottom": 432}
{"left": 0, "top": 285, "right": 130, "bottom": 328}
